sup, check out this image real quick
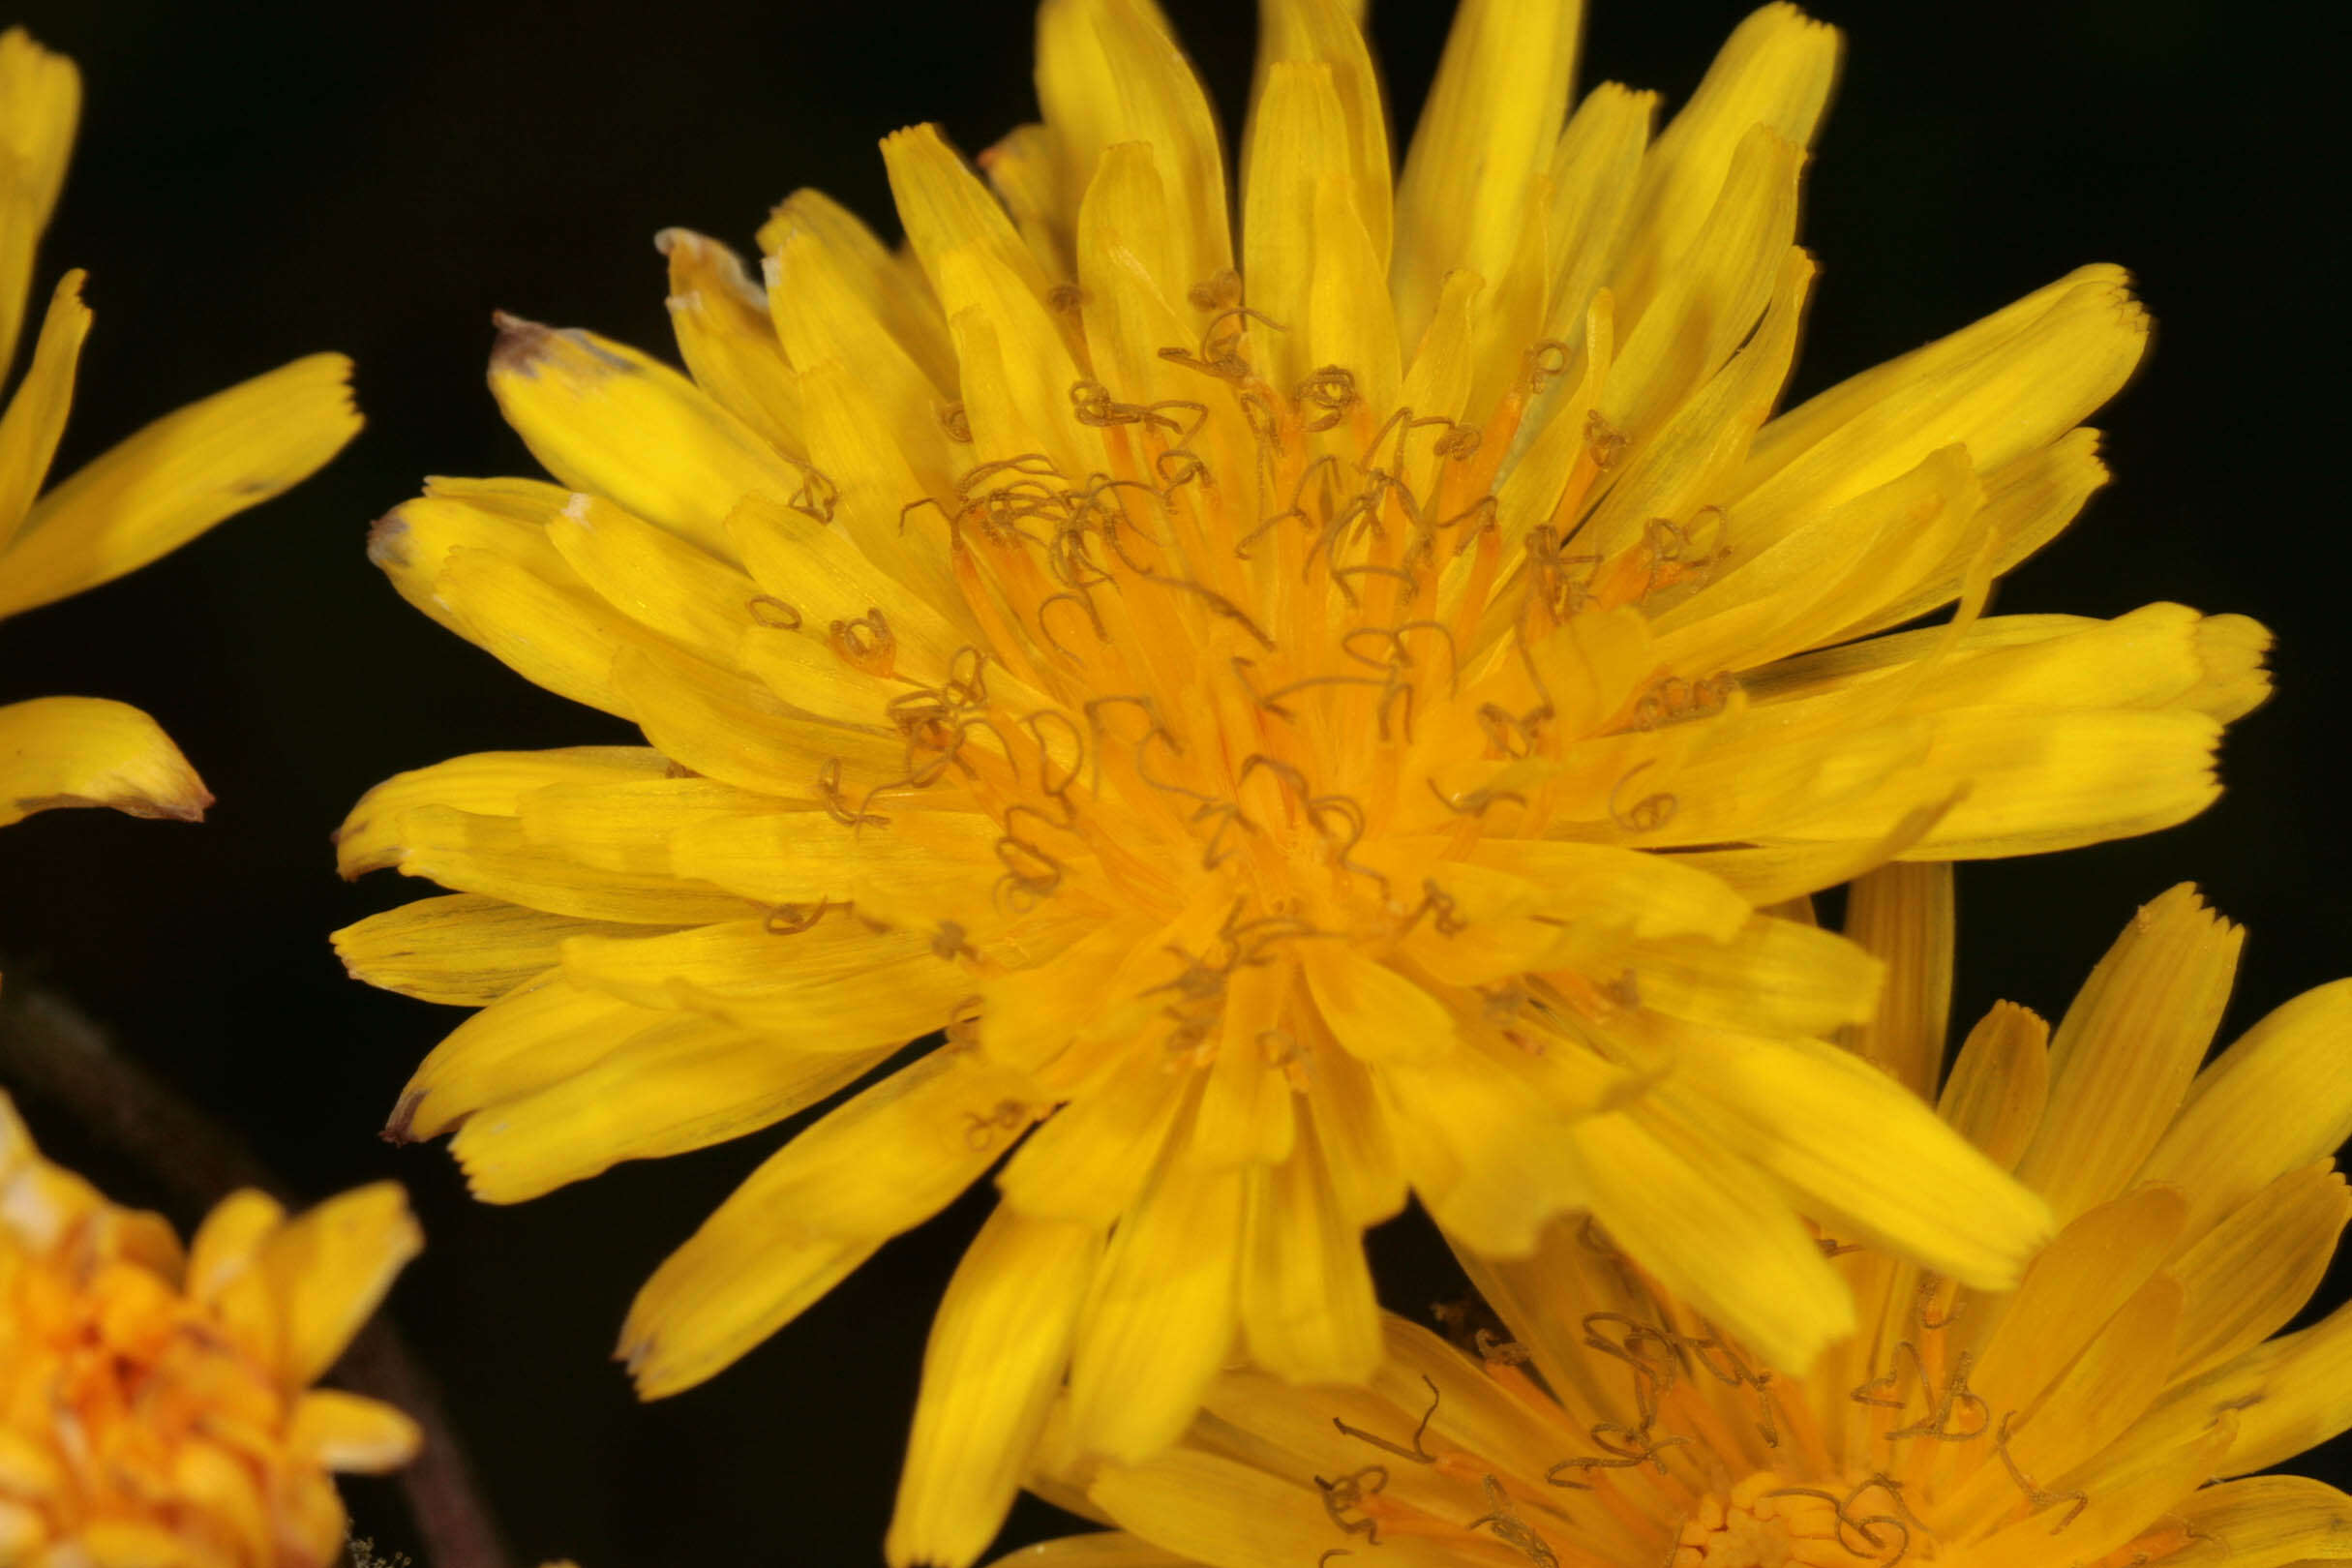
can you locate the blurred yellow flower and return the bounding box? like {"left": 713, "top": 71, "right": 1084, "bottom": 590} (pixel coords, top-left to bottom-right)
{"left": 0, "top": 1093, "right": 422, "bottom": 1567}
{"left": 337, "top": 0, "right": 2263, "bottom": 1558}
{"left": 1006, "top": 874, "right": 2352, "bottom": 1568}
{"left": 0, "top": 26, "right": 359, "bottom": 833}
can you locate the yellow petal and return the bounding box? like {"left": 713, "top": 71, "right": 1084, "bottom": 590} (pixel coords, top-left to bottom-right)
{"left": 485, "top": 314, "right": 797, "bottom": 559}
{"left": 336, "top": 745, "right": 668, "bottom": 878}
{"left": 2013, "top": 884, "right": 2241, "bottom": 1222}
{"left": 1658, "top": 1024, "right": 2051, "bottom": 1289}
{"left": 1237, "top": 1118, "right": 1379, "bottom": 1386}
{"left": 390, "top": 975, "right": 659, "bottom": 1143}
{"left": 286, "top": 1389, "right": 423, "bottom": 1472}
{"left": 185, "top": 1190, "right": 286, "bottom": 1305}
{"left": 655, "top": 226, "right": 802, "bottom": 452}
{"left": 2170, "top": 1161, "right": 2350, "bottom": 1381}
{"left": 620, "top": 1048, "right": 1034, "bottom": 1397}
{"left": 1630, "top": 911, "right": 1883, "bottom": 1039}
{"left": 1964, "top": 1185, "right": 2186, "bottom": 1423}
{"left": 1934, "top": 1001, "right": 2049, "bottom": 1170}
{"left": 887, "top": 1209, "right": 1104, "bottom": 1568}
{"left": 667, "top": 804, "right": 1003, "bottom": 920}
{"left": 1065, "top": 1160, "right": 1244, "bottom": 1462}
{"left": 1303, "top": 945, "right": 1458, "bottom": 1066}
{"left": 515, "top": 776, "right": 784, "bottom": 878}
{"left": 449, "top": 1010, "right": 893, "bottom": 1202}
{"left": 1390, "top": 0, "right": 1580, "bottom": 348}
{"left": 1838, "top": 861, "right": 1952, "bottom": 1100}
{"left": 1572, "top": 1102, "right": 1852, "bottom": 1373}
{"left": 1539, "top": 83, "right": 1655, "bottom": 347}
{"left": 0, "top": 269, "right": 89, "bottom": 549}
{"left": 998, "top": 1052, "right": 1194, "bottom": 1223}
{"left": 756, "top": 186, "right": 957, "bottom": 391}
{"left": 1611, "top": 2, "right": 1838, "bottom": 323}
{"left": 0, "top": 695, "right": 209, "bottom": 829}
{"left": 1734, "top": 264, "right": 2148, "bottom": 526}
{"left": 1251, "top": 0, "right": 1388, "bottom": 265}
{"left": 1243, "top": 61, "right": 1352, "bottom": 395}
{"left": 259, "top": 1182, "right": 423, "bottom": 1384}
{"left": 0, "top": 354, "right": 359, "bottom": 619}
{"left": 558, "top": 919, "right": 971, "bottom": 1042}
{"left": 332, "top": 892, "right": 662, "bottom": 1006}
{"left": 886, "top": 124, "right": 1059, "bottom": 320}
{"left": 611, "top": 639, "right": 899, "bottom": 799}
{"left": 0, "top": 27, "right": 80, "bottom": 373}
{"left": 2168, "top": 1474, "right": 2352, "bottom": 1567}
{"left": 382, "top": 804, "right": 759, "bottom": 924}
{"left": 364, "top": 475, "right": 573, "bottom": 642}
{"left": 1036, "top": 0, "right": 1231, "bottom": 300}
{"left": 2137, "top": 978, "right": 2352, "bottom": 1243}
{"left": 546, "top": 490, "right": 766, "bottom": 668}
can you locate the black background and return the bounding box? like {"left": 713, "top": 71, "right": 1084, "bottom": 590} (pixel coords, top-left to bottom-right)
{"left": 1, "top": 0, "right": 2343, "bottom": 1563}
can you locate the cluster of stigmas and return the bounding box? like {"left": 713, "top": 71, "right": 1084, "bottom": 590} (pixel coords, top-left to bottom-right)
{"left": 1284, "top": 1223, "right": 2204, "bottom": 1568}
{"left": 753, "top": 276, "right": 1732, "bottom": 1070}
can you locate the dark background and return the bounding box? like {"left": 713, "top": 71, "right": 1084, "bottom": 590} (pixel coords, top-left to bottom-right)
{"left": 2, "top": 0, "right": 2341, "bottom": 1562}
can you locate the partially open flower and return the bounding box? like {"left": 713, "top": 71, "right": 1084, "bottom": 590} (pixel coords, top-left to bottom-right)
{"left": 0, "top": 1094, "right": 422, "bottom": 1567}
{"left": 1007, "top": 875, "right": 2352, "bottom": 1567}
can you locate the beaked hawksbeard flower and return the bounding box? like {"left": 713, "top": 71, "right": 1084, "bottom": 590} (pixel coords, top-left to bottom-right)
{"left": 0, "top": 1094, "right": 422, "bottom": 1567}
{"left": 335, "top": 0, "right": 2267, "bottom": 1559}
{"left": 1003, "top": 875, "right": 2352, "bottom": 1568}
{"left": 0, "top": 28, "right": 358, "bottom": 842}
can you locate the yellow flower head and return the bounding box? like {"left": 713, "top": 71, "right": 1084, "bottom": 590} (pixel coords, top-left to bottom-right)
{"left": 0, "top": 1094, "right": 423, "bottom": 1567}
{"left": 0, "top": 26, "right": 359, "bottom": 833}
{"left": 1010, "top": 877, "right": 2352, "bottom": 1568}
{"left": 338, "top": 0, "right": 2266, "bottom": 1558}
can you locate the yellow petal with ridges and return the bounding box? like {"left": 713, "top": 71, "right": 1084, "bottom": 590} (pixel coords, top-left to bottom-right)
{"left": 1237, "top": 1119, "right": 1380, "bottom": 1386}
{"left": 2013, "top": 883, "right": 2241, "bottom": 1222}
{"left": 0, "top": 269, "right": 88, "bottom": 549}
{"left": 656, "top": 226, "right": 803, "bottom": 454}
{"left": 2137, "top": 978, "right": 2352, "bottom": 1241}
{"left": 888, "top": 1210, "right": 1104, "bottom": 1568}
{"left": 332, "top": 892, "right": 665, "bottom": 1006}
{"left": 1935, "top": 1000, "right": 2050, "bottom": 1170}
{"left": 1036, "top": 0, "right": 1231, "bottom": 299}
{"left": 515, "top": 776, "right": 798, "bottom": 878}
{"left": 756, "top": 186, "right": 957, "bottom": 390}
{"left": 1612, "top": 2, "right": 1836, "bottom": 323}
{"left": 0, "top": 27, "right": 79, "bottom": 373}
{"left": 384, "top": 804, "right": 758, "bottom": 925}
{"left": 0, "top": 695, "right": 209, "bottom": 829}
{"left": 1574, "top": 1104, "right": 1851, "bottom": 1372}
{"left": 450, "top": 1010, "right": 893, "bottom": 1202}
{"left": 258, "top": 1182, "right": 422, "bottom": 1384}
{"left": 1065, "top": 1159, "right": 1244, "bottom": 1462}
{"left": 2168, "top": 1474, "right": 2352, "bottom": 1567}
{"left": 2171, "top": 1161, "right": 2351, "bottom": 1380}
{"left": 390, "top": 976, "right": 655, "bottom": 1143}
{"left": 1389, "top": 0, "right": 1579, "bottom": 348}
{"left": 1251, "top": 0, "right": 1389, "bottom": 266}
{"left": 0, "top": 353, "right": 358, "bottom": 619}
{"left": 620, "top": 1049, "right": 1035, "bottom": 1397}
{"left": 486, "top": 314, "right": 795, "bottom": 560}
{"left": 1839, "top": 861, "right": 1952, "bottom": 1099}
{"left": 546, "top": 490, "right": 765, "bottom": 668}
{"left": 336, "top": 745, "right": 667, "bottom": 878}
{"left": 286, "top": 1390, "right": 422, "bottom": 1473}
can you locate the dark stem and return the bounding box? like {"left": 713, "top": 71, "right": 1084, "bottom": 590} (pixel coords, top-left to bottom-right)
{"left": 0, "top": 982, "right": 513, "bottom": 1568}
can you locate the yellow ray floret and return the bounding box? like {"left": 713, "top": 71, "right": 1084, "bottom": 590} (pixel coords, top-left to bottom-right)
{"left": 340, "top": 2, "right": 2267, "bottom": 1561}
{"left": 0, "top": 1093, "right": 422, "bottom": 1566}
{"left": 0, "top": 27, "right": 360, "bottom": 836}
{"left": 1003, "top": 875, "right": 2352, "bottom": 1568}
